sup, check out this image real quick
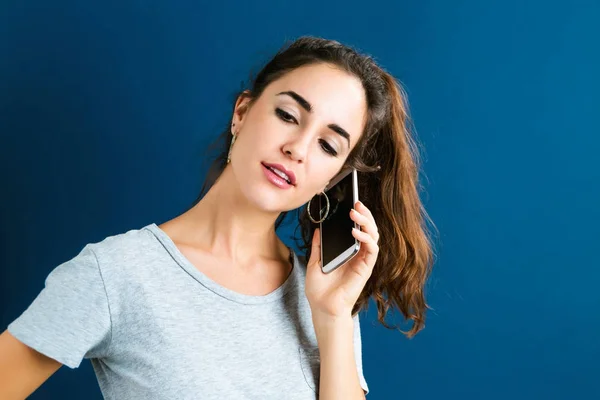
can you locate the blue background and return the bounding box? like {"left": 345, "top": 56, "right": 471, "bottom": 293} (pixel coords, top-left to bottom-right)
{"left": 2, "top": 1, "right": 599, "bottom": 398}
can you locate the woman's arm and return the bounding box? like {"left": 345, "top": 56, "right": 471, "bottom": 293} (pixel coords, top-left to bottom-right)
{"left": 313, "top": 315, "right": 366, "bottom": 400}
{"left": 0, "top": 329, "right": 62, "bottom": 400}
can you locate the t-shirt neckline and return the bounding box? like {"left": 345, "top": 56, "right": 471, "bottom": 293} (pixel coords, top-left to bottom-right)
{"left": 143, "top": 223, "right": 299, "bottom": 305}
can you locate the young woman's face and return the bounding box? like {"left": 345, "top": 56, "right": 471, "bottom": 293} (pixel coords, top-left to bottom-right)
{"left": 230, "top": 62, "right": 367, "bottom": 213}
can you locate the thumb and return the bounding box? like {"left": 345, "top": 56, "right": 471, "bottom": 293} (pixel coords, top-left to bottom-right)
{"left": 306, "top": 228, "right": 322, "bottom": 272}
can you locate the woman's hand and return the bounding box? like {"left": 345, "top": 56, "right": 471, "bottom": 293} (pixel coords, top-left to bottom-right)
{"left": 304, "top": 201, "right": 379, "bottom": 319}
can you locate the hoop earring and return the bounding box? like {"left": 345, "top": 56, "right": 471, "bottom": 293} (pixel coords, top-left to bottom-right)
{"left": 307, "top": 191, "right": 330, "bottom": 224}
{"left": 226, "top": 131, "right": 237, "bottom": 164}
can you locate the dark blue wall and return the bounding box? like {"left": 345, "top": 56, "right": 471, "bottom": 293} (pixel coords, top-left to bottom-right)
{"left": 2, "top": 1, "right": 598, "bottom": 399}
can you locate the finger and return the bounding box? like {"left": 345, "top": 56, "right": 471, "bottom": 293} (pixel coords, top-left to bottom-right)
{"left": 351, "top": 227, "right": 379, "bottom": 270}
{"left": 307, "top": 228, "right": 322, "bottom": 271}
{"left": 355, "top": 201, "right": 376, "bottom": 228}
{"left": 350, "top": 208, "right": 380, "bottom": 243}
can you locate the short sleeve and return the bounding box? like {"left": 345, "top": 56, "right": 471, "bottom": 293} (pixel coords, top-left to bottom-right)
{"left": 7, "top": 243, "right": 112, "bottom": 369}
{"left": 353, "top": 312, "right": 370, "bottom": 395}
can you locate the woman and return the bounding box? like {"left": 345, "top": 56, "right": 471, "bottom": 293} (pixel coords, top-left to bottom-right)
{"left": 0, "top": 36, "right": 435, "bottom": 399}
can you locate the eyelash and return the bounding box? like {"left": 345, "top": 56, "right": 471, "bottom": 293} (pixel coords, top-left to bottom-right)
{"left": 275, "top": 108, "right": 338, "bottom": 156}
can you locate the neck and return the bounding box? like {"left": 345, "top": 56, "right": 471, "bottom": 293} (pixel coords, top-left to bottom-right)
{"left": 178, "top": 166, "right": 289, "bottom": 266}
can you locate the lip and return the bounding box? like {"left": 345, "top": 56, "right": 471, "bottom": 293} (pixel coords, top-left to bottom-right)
{"left": 261, "top": 162, "right": 297, "bottom": 186}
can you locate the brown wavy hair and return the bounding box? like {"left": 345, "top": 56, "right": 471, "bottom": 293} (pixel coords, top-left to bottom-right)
{"left": 188, "top": 36, "right": 437, "bottom": 338}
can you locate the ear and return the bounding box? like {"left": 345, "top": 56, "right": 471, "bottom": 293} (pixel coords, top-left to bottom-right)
{"left": 232, "top": 90, "right": 252, "bottom": 132}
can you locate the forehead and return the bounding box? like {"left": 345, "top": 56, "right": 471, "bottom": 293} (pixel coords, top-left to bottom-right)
{"left": 267, "top": 63, "right": 367, "bottom": 145}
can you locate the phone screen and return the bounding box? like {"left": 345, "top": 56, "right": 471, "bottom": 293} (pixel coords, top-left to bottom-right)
{"left": 319, "top": 170, "right": 357, "bottom": 267}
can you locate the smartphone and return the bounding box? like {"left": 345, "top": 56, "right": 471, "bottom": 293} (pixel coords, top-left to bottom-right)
{"left": 317, "top": 167, "right": 361, "bottom": 274}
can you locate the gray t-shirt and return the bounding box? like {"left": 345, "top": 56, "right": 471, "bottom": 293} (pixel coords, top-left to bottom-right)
{"left": 8, "top": 223, "right": 369, "bottom": 399}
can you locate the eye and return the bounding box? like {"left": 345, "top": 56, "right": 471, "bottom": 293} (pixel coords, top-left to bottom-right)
{"left": 275, "top": 108, "right": 297, "bottom": 124}
{"left": 319, "top": 140, "right": 338, "bottom": 156}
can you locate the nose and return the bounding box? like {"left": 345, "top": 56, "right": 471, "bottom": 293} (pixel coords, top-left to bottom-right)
{"left": 283, "top": 147, "right": 303, "bottom": 163}
{"left": 282, "top": 140, "right": 307, "bottom": 164}
{"left": 281, "top": 130, "right": 313, "bottom": 163}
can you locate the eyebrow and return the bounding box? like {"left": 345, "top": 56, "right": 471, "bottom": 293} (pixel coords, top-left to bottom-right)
{"left": 276, "top": 90, "right": 351, "bottom": 149}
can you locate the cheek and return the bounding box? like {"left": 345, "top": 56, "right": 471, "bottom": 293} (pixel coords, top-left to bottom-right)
{"left": 244, "top": 117, "right": 288, "bottom": 155}
{"left": 253, "top": 106, "right": 281, "bottom": 134}
{"left": 305, "top": 168, "right": 337, "bottom": 193}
